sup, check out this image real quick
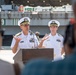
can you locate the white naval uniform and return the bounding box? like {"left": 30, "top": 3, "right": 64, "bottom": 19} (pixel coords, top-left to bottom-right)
{"left": 43, "top": 33, "right": 64, "bottom": 60}
{"left": 11, "top": 31, "right": 39, "bottom": 54}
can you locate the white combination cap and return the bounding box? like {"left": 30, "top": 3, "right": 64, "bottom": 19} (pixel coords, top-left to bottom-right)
{"left": 48, "top": 20, "right": 60, "bottom": 27}
{"left": 18, "top": 17, "right": 30, "bottom": 26}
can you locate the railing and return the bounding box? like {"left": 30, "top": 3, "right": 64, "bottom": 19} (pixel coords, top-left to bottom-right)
{"left": 1, "top": 11, "right": 74, "bottom": 26}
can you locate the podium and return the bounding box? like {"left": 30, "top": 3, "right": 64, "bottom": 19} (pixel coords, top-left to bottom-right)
{"left": 13, "top": 48, "right": 54, "bottom": 64}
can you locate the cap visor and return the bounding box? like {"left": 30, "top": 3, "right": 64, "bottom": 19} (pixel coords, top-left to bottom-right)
{"left": 49, "top": 24, "right": 58, "bottom": 27}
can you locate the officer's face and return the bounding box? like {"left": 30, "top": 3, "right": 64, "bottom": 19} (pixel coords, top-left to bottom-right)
{"left": 20, "top": 24, "right": 30, "bottom": 31}
{"left": 49, "top": 26, "right": 58, "bottom": 33}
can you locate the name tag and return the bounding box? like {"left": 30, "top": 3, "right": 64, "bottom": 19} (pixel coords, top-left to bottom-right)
{"left": 20, "top": 41, "right": 24, "bottom": 43}
{"left": 56, "top": 39, "right": 61, "bottom": 42}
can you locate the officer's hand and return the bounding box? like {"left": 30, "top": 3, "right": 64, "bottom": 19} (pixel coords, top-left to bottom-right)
{"left": 14, "top": 36, "right": 22, "bottom": 43}
{"left": 41, "top": 34, "right": 49, "bottom": 42}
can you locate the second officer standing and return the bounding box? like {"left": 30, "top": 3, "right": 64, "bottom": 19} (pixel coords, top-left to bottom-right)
{"left": 39, "top": 20, "right": 64, "bottom": 60}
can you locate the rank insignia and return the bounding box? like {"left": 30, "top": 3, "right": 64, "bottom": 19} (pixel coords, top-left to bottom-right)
{"left": 29, "top": 38, "right": 35, "bottom": 42}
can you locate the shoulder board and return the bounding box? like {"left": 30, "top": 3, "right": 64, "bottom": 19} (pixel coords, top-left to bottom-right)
{"left": 29, "top": 30, "right": 34, "bottom": 35}
{"left": 15, "top": 32, "right": 22, "bottom": 37}
{"left": 58, "top": 33, "right": 63, "bottom": 37}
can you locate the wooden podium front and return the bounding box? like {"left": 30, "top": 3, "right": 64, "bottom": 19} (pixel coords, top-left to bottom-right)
{"left": 13, "top": 48, "right": 54, "bottom": 64}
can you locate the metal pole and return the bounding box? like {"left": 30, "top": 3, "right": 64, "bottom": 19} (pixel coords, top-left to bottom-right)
{"left": 0, "top": 11, "right": 1, "bottom": 28}
{"left": 0, "top": 11, "right": 3, "bottom": 49}
{"left": 0, "top": 10, "right": 4, "bottom": 50}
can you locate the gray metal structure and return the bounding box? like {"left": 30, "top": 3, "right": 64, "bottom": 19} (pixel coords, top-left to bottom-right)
{"left": 1, "top": 11, "right": 73, "bottom": 36}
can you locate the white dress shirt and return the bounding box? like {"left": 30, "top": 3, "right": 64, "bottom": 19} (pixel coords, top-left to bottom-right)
{"left": 43, "top": 33, "right": 64, "bottom": 60}
{"left": 11, "top": 31, "right": 39, "bottom": 54}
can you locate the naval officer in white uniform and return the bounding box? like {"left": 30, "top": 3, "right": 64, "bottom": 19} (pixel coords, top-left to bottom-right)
{"left": 11, "top": 17, "right": 39, "bottom": 54}
{"left": 39, "top": 20, "right": 64, "bottom": 60}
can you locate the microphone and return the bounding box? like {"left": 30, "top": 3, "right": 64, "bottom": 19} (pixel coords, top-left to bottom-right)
{"left": 29, "top": 30, "right": 34, "bottom": 35}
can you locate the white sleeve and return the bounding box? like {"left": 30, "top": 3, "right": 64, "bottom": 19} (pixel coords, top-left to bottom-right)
{"left": 10, "top": 38, "right": 16, "bottom": 49}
